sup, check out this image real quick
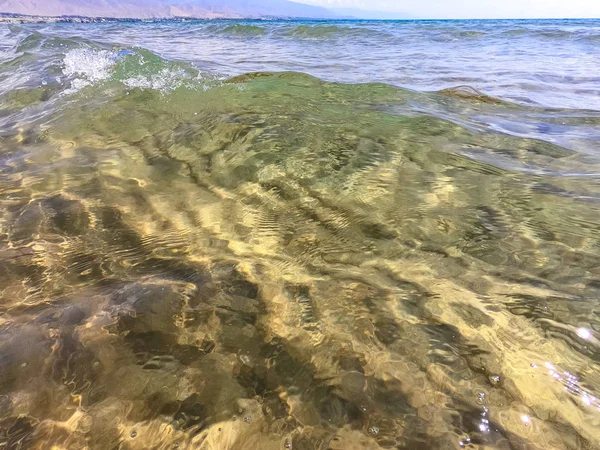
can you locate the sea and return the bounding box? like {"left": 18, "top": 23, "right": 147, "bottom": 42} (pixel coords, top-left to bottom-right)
{"left": 1, "top": 18, "right": 600, "bottom": 449}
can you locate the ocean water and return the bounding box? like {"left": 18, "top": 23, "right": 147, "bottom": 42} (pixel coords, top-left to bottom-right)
{"left": 1, "top": 18, "right": 600, "bottom": 449}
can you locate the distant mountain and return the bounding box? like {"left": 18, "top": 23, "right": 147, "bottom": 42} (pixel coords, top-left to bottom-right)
{"left": 165, "top": 0, "right": 338, "bottom": 18}
{"left": 0, "top": 0, "right": 338, "bottom": 19}
{"left": 0, "top": 0, "right": 165, "bottom": 19}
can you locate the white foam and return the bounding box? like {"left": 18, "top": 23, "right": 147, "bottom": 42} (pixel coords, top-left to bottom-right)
{"left": 62, "top": 48, "right": 115, "bottom": 91}
{"left": 122, "top": 67, "right": 189, "bottom": 91}
{"left": 61, "top": 48, "right": 211, "bottom": 94}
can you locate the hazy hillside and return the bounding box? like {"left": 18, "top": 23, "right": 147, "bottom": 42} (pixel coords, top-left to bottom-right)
{"left": 0, "top": 0, "right": 337, "bottom": 19}
{"left": 165, "top": 0, "right": 336, "bottom": 18}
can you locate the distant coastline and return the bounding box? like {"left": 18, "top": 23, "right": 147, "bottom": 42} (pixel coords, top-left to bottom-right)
{"left": 0, "top": 12, "right": 213, "bottom": 24}
{"left": 1, "top": 12, "right": 595, "bottom": 24}
{"left": 0, "top": 12, "right": 340, "bottom": 24}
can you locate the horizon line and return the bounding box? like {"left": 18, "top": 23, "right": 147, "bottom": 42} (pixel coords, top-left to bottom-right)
{"left": 1, "top": 12, "right": 599, "bottom": 21}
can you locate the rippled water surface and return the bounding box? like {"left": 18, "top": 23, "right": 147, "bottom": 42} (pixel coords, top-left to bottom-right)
{"left": 1, "top": 19, "right": 600, "bottom": 450}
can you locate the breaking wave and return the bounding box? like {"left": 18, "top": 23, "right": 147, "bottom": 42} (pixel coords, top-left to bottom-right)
{"left": 60, "top": 47, "right": 207, "bottom": 93}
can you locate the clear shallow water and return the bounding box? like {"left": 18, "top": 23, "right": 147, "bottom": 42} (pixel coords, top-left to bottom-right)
{"left": 1, "top": 19, "right": 600, "bottom": 450}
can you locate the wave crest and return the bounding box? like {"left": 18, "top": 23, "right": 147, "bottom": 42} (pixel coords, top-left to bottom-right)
{"left": 62, "top": 48, "right": 115, "bottom": 91}
{"left": 61, "top": 47, "right": 204, "bottom": 93}
{"left": 437, "top": 86, "right": 509, "bottom": 105}
{"left": 280, "top": 24, "right": 385, "bottom": 39}
{"left": 220, "top": 24, "right": 266, "bottom": 36}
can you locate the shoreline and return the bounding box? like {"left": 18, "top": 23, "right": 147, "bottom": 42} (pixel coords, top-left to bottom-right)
{"left": 0, "top": 13, "right": 231, "bottom": 24}
{"left": 0, "top": 13, "right": 355, "bottom": 24}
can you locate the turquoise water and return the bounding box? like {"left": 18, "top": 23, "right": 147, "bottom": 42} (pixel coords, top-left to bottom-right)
{"left": 1, "top": 19, "right": 600, "bottom": 450}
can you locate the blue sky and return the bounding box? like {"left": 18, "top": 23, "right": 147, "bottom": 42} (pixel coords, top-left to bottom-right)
{"left": 294, "top": 0, "right": 600, "bottom": 18}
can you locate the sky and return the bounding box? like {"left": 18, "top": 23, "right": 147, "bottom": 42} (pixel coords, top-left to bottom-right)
{"left": 295, "top": 0, "right": 600, "bottom": 19}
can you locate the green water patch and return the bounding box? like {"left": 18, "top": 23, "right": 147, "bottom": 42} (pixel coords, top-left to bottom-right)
{"left": 0, "top": 87, "right": 50, "bottom": 111}
{"left": 220, "top": 24, "right": 266, "bottom": 37}
{"left": 279, "top": 24, "right": 388, "bottom": 40}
